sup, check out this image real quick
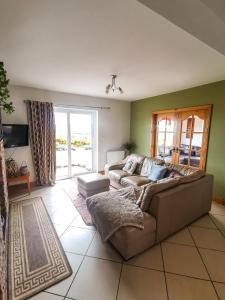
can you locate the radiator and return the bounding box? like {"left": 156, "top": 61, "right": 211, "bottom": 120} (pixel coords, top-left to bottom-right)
{"left": 107, "top": 150, "right": 125, "bottom": 164}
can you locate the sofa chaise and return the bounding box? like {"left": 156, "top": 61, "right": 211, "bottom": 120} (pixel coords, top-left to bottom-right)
{"left": 87, "top": 154, "right": 213, "bottom": 260}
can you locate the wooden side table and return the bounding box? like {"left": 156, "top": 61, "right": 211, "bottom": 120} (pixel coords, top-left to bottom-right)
{"left": 7, "top": 173, "right": 31, "bottom": 195}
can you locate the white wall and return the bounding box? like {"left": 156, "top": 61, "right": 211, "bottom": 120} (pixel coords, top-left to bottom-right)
{"left": 2, "top": 85, "right": 131, "bottom": 181}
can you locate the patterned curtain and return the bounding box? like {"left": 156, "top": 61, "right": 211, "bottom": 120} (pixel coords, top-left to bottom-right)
{"left": 26, "top": 100, "right": 56, "bottom": 185}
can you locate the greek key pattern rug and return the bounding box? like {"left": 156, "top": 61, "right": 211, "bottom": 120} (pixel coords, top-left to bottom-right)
{"left": 8, "top": 197, "right": 72, "bottom": 300}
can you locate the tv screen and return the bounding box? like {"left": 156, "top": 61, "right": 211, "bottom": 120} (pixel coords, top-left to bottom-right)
{"left": 3, "top": 124, "right": 29, "bottom": 148}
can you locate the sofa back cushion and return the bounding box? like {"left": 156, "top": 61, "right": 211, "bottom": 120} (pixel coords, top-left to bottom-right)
{"left": 140, "top": 157, "right": 164, "bottom": 177}
{"left": 137, "top": 178, "right": 180, "bottom": 212}
{"left": 127, "top": 153, "right": 145, "bottom": 175}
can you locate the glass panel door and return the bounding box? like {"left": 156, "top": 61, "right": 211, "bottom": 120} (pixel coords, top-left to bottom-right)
{"left": 178, "top": 111, "right": 206, "bottom": 168}
{"left": 155, "top": 113, "right": 177, "bottom": 163}
{"left": 55, "top": 112, "right": 69, "bottom": 179}
{"left": 55, "top": 107, "right": 97, "bottom": 179}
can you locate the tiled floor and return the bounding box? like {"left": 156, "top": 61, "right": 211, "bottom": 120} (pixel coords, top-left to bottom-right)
{"left": 9, "top": 179, "right": 225, "bottom": 300}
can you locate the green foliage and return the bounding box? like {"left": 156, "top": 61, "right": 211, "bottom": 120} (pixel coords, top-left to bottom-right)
{"left": 56, "top": 138, "right": 90, "bottom": 148}
{"left": 0, "top": 62, "right": 15, "bottom": 113}
{"left": 122, "top": 142, "right": 136, "bottom": 152}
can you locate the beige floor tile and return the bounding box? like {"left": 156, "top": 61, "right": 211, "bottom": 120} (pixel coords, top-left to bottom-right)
{"left": 87, "top": 232, "right": 122, "bottom": 262}
{"left": 166, "top": 228, "right": 194, "bottom": 246}
{"left": 126, "top": 244, "right": 163, "bottom": 271}
{"left": 53, "top": 224, "right": 68, "bottom": 237}
{"left": 67, "top": 256, "right": 121, "bottom": 300}
{"left": 117, "top": 264, "right": 167, "bottom": 300}
{"left": 50, "top": 207, "right": 78, "bottom": 226}
{"left": 192, "top": 215, "right": 217, "bottom": 229}
{"left": 45, "top": 205, "right": 58, "bottom": 217}
{"left": 166, "top": 273, "right": 218, "bottom": 300}
{"left": 214, "top": 282, "right": 225, "bottom": 300}
{"left": 71, "top": 215, "right": 95, "bottom": 231}
{"left": 199, "top": 248, "right": 225, "bottom": 283}
{"left": 162, "top": 242, "right": 209, "bottom": 279}
{"left": 30, "top": 292, "right": 64, "bottom": 299}
{"left": 42, "top": 191, "right": 73, "bottom": 208}
{"left": 210, "top": 202, "right": 225, "bottom": 216}
{"left": 60, "top": 227, "right": 94, "bottom": 254}
{"left": 46, "top": 252, "right": 83, "bottom": 296}
{"left": 190, "top": 226, "right": 225, "bottom": 251}
{"left": 210, "top": 214, "right": 225, "bottom": 230}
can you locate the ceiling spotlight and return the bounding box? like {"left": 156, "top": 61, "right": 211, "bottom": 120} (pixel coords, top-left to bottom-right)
{"left": 105, "top": 75, "right": 123, "bottom": 94}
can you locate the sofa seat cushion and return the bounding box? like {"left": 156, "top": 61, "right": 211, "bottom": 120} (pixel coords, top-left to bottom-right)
{"left": 108, "top": 169, "right": 129, "bottom": 183}
{"left": 121, "top": 175, "right": 151, "bottom": 187}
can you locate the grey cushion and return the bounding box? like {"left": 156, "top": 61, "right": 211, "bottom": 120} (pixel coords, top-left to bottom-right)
{"left": 121, "top": 176, "right": 151, "bottom": 187}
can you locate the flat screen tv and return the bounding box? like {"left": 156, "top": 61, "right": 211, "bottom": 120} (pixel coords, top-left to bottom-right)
{"left": 2, "top": 124, "right": 29, "bottom": 148}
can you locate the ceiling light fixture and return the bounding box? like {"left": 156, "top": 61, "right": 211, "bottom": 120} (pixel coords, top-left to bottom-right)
{"left": 105, "top": 75, "right": 123, "bottom": 94}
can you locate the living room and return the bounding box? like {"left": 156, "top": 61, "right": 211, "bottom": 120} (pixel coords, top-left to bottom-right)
{"left": 1, "top": 1, "right": 225, "bottom": 300}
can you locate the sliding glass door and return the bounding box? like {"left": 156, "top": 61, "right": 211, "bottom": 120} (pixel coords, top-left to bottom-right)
{"left": 55, "top": 107, "right": 97, "bottom": 179}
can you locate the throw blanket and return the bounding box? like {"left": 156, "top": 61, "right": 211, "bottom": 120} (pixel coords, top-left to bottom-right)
{"left": 86, "top": 186, "right": 144, "bottom": 241}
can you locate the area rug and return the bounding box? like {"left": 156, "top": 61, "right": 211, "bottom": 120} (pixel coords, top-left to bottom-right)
{"left": 73, "top": 193, "right": 93, "bottom": 225}
{"left": 8, "top": 197, "right": 72, "bottom": 300}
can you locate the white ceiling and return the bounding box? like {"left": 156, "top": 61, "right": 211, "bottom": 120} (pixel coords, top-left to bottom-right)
{"left": 0, "top": 0, "right": 225, "bottom": 101}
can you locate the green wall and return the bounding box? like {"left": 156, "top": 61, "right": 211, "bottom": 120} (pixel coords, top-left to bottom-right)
{"left": 131, "top": 80, "right": 225, "bottom": 198}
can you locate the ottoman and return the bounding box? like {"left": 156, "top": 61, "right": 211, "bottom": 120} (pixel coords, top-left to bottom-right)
{"left": 77, "top": 173, "right": 110, "bottom": 198}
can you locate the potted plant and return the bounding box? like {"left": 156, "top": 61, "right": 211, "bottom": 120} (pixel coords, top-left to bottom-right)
{"left": 122, "top": 142, "right": 136, "bottom": 156}
{"left": 0, "top": 62, "right": 15, "bottom": 138}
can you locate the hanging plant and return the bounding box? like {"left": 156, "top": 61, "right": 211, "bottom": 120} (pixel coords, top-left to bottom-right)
{"left": 0, "top": 61, "right": 15, "bottom": 113}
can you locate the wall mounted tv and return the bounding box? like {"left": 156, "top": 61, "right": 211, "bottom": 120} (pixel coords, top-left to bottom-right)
{"left": 2, "top": 124, "right": 29, "bottom": 148}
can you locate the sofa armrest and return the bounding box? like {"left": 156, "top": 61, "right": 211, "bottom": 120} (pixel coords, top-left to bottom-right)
{"left": 149, "top": 174, "right": 213, "bottom": 242}
{"left": 104, "top": 161, "right": 126, "bottom": 176}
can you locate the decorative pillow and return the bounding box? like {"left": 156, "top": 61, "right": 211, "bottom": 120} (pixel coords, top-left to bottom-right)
{"left": 148, "top": 165, "right": 167, "bottom": 181}
{"left": 122, "top": 159, "right": 138, "bottom": 175}
{"left": 168, "top": 170, "right": 183, "bottom": 179}
{"left": 140, "top": 157, "right": 164, "bottom": 177}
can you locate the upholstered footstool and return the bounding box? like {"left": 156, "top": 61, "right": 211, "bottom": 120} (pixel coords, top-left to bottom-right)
{"left": 77, "top": 173, "right": 110, "bottom": 198}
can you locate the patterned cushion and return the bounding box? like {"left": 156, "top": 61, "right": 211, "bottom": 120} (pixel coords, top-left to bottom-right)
{"left": 165, "top": 163, "right": 196, "bottom": 176}
{"left": 127, "top": 154, "right": 145, "bottom": 175}
{"left": 123, "top": 159, "right": 138, "bottom": 175}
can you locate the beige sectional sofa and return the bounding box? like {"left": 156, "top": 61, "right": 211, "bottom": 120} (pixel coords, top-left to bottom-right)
{"left": 102, "top": 153, "right": 213, "bottom": 259}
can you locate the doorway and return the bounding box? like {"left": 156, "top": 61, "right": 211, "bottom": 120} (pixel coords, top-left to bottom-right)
{"left": 54, "top": 107, "right": 98, "bottom": 179}
{"left": 151, "top": 105, "right": 212, "bottom": 170}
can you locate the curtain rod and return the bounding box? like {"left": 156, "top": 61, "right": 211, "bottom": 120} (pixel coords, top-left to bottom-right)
{"left": 24, "top": 100, "right": 111, "bottom": 110}
{"left": 55, "top": 104, "right": 111, "bottom": 110}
